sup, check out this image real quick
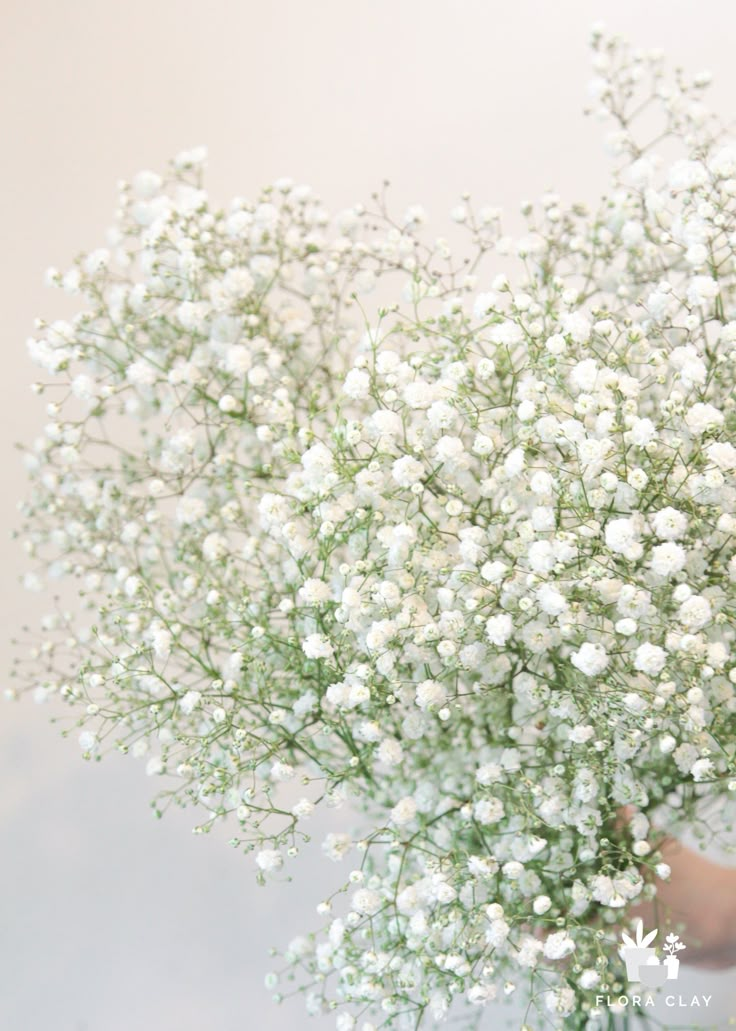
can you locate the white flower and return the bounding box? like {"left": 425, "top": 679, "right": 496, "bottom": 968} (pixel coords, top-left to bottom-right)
{"left": 668, "top": 159, "right": 708, "bottom": 191}
{"left": 545, "top": 986, "right": 576, "bottom": 1016}
{"left": 468, "top": 856, "right": 497, "bottom": 878}
{"left": 322, "top": 833, "right": 352, "bottom": 861}
{"left": 570, "top": 642, "right": 609, "bottom": 677}
{"left": 390, "top": 796, "right": 417, "bottom": 825}
{"left": 174, "top": 144, "right": 207, "bottom": 170}
{"left": 415, "top": 679, "right": 447, "bottom": 710}
{"left": 543, "top": 930, "right": 576, "bottom": 960}
{"left": 562, "top": 311, "right": 591, "bottom": 343}
{"left": 302, "top": 633, "right": 335, "bottom": 660}
{"left": 678, "top": 595, "right": 712, "bottom": 629}
{"left": 343, "top": 368, "right": 371, "bottom": 399}
{"left": 591, "top": 875, "right": 616, "bottom": 906}
{"left": 146, "top": 756, "right": 164, "bottom": 776}
{"left": 627, "top": 467, "right": 648, "bottom": 491}
{"left": 684, "top": 402, "right": 724, "bottom": 435}
{"left": 377, "top": 738, "right": 403, "bottom": 765}
{"left": 375, "top": 349, "right": 400, "bottom": 374}
{"left": 706, "top": 441, "right": 736, "bottom": 470}
{"left": 480, "top": 560, "right": 508, "bottom": 584}
{"left": 292, "top": 798, "right": 315, "bottom": 819}
{"left": 299, "top": 578, "right": 332, "bottom": 605}
{"left": 256, "top": 849, "right": 283, "bottom": 872}
{"left": 650, "top": 541, "right": 687, "bottom": 577}
{"left": 78, "top": 730, "right": 98, "bottom": 752}
{"left": 434, "top": 435, "right": 465, "bottom": 464}
{"left": 301, "top": 442, "right": 334, "bottom": 479}
{"left": 605, "top": 517, "right": 641, "bottom": 558}
{"left": 270, "top": 761, "right": 295, "bottom": 782}
{"left": 473, "top": 292, "right": 497, "bottom": 320}
{"left": 633, "top": 642, "right": 667, "bottom": 675}
{"left": 176, "top": 496, "right": 207, "bottom": 524}
{"left": 528, "top": 540, "right": 556, "bottom": 573}
{"left": 536, "top": 583, "right": 568, "bottom": 616}
{"left": 151, "top": 627, "right": 172, "bottom": 658}
{"left": 403, "top": 380, "right": 434, "bottom": 409}
{"left": 223, "top": 344, "right": 251, "bottom": 378}
{"left": 531, "top": 506, "right": 555, "bottom": 532}
{"left": 687, "top": 275, "right": 720, "bottom": 306}
{"left": 569, "top": 724, "right": 595, "bottom": 744}
{"left": 467, "top": 984, "right": 494, "bottom": 1006}
{"left": 545, "top": 333, "right": 566, "bottom": 355}
{"left": 126, "top": 359, "right": 157, "bottom": 387}
{"left": 659, "top": 734, "right": 677, "bottom": 754}
{"left": 632, "top": 839, "right": 651, "bottom": 857}
{"left": 392, "top": 455, "right": 424, "bottom": 487}
{"left": 476, "top": 762, "right": 502, "bottom": 785}
{"left": 624, "top": 692, "right": 647, "bottom": 714}
{"left": 352, "top": 888, "right": 382, "bottom": 915}
{"left": 202, "top": 532, "right": 228, "bottom": 561}
{"left": 485, "top": 918, "right": 510, "bottom": 947}
{"left": 691, "top": 758, "right": 715, "bottom": 782}
{"left": 651, "top": 507, "right": 688, "bottom": 541}
{"left": 71, "top": 374, "right": 97, "bottom": 401}
{"left": 579, "top": 969, "right": 600, "bottom": 989}
{"left": 473, "top": 798, "right": 505, "bottom": 824}
{"left": 625, "top": 417, "right": 656, "bottom": 447}
{"left": 485, "top": 613, "right": 513, "bottom": 646}
{"left": 570, "top": 357, "right": 598, "bottom": 392}
{"left": 669, "top": 344, "right": 706, "bottom": 388}
{"left": 180, "top": 690, "right": 202, "bottom": 715}
{"left": 711, "top": 145, "right": 736, "bottom": 177}
{"left": 490, "top": 320, "right": 524, "bottom": 347}
{"left": 517, "top": 936, "right": 544, "bottom": 968}
{"left": 133, "top": 169, "right": 162, "bottom": 198}
{"left": 674, "top": 742, "right": 699, "bottom": 774}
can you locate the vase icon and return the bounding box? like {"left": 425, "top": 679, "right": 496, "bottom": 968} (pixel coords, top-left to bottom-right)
{"left": 664, "top": 955, "right": 679, "bottom": 980}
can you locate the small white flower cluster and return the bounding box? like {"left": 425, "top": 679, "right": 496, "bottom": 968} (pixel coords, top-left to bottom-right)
{"left": 12, "top": 26, "right": 736, "bottom": 1031}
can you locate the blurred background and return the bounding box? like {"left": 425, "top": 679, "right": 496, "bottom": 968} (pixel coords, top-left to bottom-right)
{"left": 3, "top": 2, "right": 736, "bottom": 1028}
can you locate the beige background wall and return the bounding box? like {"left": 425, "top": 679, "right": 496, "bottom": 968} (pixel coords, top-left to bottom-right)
{"left": 3, "top": 2, "right": 736, "bottom": 1029}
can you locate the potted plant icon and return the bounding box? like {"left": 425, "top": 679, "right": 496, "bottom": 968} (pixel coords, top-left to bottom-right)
{"left": 620, "top": 921, "right": 658, "bottom": 981}
{"left": 663, "top": 933, "right": 686, "bottom": 980}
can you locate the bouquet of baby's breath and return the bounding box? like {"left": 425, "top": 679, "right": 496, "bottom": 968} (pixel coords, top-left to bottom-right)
{"left": 12, "top": 26, "right": 736, "bottom": 1030}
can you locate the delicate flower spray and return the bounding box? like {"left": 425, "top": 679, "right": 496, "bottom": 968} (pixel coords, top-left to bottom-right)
{"left": 11, "top": 26, "right": 736, "bottom": 1031}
